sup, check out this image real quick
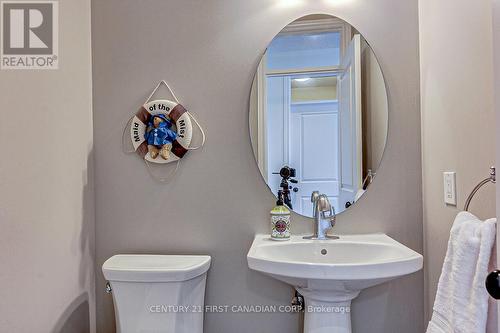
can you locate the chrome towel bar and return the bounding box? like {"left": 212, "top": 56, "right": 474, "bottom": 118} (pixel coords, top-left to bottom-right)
{"left": 464, "top": 166, "right": 496, "bottom": 211}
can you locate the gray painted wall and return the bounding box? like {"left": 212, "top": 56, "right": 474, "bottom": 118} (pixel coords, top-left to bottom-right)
{"left": 492, "top": 0, "right": 500, "bottom": 326}
{"left": 91, "top": 1, "right": 423, "bottom": 332}
{"left": 419, "top": 0, "right": 496, "bottom": 324}
{"left": 0, "top": 0, "right": 94, "bottom": 332}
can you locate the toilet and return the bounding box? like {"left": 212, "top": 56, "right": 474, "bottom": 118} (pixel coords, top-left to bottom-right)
{"left": 102, "top": 254, "right": 211, "bottom": 333}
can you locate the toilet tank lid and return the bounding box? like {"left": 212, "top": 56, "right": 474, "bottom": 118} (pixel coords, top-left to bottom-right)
{"left": 102, "top": 255, "right": 211, "bottom": 282}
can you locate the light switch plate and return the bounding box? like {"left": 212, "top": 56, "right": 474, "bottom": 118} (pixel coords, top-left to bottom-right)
{"left": 443, "top": 172, "right": 457, "bottom": 206}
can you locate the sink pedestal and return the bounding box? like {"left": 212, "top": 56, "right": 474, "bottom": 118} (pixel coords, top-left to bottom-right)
{"left": 298, "top": 288, "right": 360, "bottom": 333}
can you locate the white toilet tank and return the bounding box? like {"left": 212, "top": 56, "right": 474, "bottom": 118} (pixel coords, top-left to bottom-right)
{"left": 102, "top": 254, "right": 211, "bottom": 333}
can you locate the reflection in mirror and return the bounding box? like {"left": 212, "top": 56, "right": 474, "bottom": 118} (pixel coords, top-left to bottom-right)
{"left": 249, "top": 14, "right": 388, "bottom": 218}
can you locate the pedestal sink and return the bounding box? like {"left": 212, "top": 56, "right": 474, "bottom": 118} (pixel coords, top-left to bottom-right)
{"left": 247, "top": 234, "right": 423, "bottom": 333}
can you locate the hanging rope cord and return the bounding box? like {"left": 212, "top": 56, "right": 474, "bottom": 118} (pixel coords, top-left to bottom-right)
{"left": 122, "top": 80, "right": 206, "bottom": 182}
{"left": 144, "top": 81, "right": 206, "bottom": 150}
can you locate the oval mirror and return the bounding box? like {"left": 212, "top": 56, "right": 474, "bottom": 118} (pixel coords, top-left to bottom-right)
{"left": 249, "top": 14, "right": 388, "bottom": 218}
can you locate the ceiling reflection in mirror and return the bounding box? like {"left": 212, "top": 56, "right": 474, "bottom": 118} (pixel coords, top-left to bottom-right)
{"left": 249, "top": 14, "right": 388, "bottom": 218}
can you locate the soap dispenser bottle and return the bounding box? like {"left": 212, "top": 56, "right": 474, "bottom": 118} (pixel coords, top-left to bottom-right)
{"left": 270, "top": 190, "right": 291, "bottom": 241}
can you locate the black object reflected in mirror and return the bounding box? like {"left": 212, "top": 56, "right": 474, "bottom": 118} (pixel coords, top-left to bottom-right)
{"left": 273, "top": 166, "right": 298, "bottom": 210}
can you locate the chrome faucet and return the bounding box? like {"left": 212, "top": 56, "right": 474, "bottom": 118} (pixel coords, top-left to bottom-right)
{"left": 304, "top": 191, "right": 338, "bottom": 240}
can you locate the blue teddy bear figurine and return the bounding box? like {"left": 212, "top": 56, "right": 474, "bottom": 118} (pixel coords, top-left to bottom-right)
{"left": 144, "top": 114, "right": 178, "bottom": 160}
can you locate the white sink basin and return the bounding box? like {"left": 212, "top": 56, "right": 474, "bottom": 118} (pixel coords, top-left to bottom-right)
{"left": 247, "top": 234, "right": 422, "bottom": 333}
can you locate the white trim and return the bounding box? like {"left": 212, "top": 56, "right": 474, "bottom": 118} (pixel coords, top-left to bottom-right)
{"left": 353, "top": 34, "right": 363, "bottom": 190}
{"left": 278, "top": 17, "right": 352, "bottom": 59}
{"left": 267, "top": 66, "right": 342, "bottom": 77}
{"left": 256, "top": 56, "right": 268, "bottom": 181}
{"left": 283, "top": 76, "right": 291, "bottom": 164}
{"left": 280, "top": 18, "right": 346, "bottom": 35}
{"left": 291, "top": 100, "right": 339, "bottom": 107}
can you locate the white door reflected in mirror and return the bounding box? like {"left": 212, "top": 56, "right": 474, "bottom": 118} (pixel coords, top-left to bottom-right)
{"left": 249, "top": 14, "right": 388, "bottom": 217}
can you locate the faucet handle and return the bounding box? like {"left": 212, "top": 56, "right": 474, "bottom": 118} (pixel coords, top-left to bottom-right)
{"left": 304, "top": 193, "right": 339, "bottom": 240}
{"left": 311, "top": 191, "right": 320, "bottom": 203}
{"left": 318, "top": 195, "right": 336, "bottom": 226}
{"left": 317, "top": 195, "right": 331, "bottom": 212}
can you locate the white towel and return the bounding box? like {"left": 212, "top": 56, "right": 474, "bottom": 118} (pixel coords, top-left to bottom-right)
{"left": 426, "top": 211, "right": 496, "bottom": 333}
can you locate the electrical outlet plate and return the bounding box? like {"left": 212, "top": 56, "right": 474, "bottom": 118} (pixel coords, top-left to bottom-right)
{"left": 443, "top": 172, "right": 457, "bottom": 206}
